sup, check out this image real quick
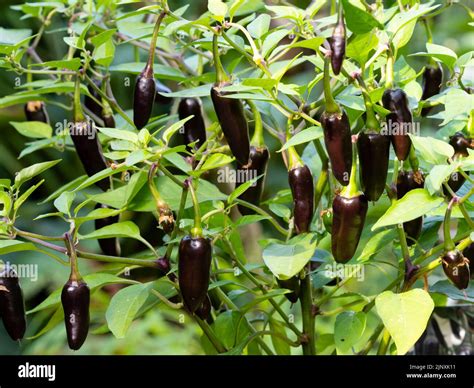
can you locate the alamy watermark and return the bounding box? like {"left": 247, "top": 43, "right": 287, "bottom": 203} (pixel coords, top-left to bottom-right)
{"left": 0, "top": 260, "right": 38, "bottom": 282}
{"left": 380, "top": 120, "right": 420, "bottom": 137}
{"left": 54, "top": 117, "right": 96, "bottom": 139}
{"left": 217, "top": 166, "right": 258, "bottom": 185}
{"left": 323, "top": 262, "right": 365, "bottom": 282}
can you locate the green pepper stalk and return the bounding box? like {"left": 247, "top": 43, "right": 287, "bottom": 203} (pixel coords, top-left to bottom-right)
{"left": 356, "top": 74, "right": 380, "bottom": 132}
{"left": 187, "top": 179, "right": 202, "bottom": 238}
{"left": 248, "top": 100, "right": 264, "bottom": 147}
{"left": 73, "top": 76, "right": 86, "bottom": 123}
{"left": 323, "top": 56, "right": 340, "bottom": 114}
{"left": 213, "top": 29, "right": 230, "bottom": 86}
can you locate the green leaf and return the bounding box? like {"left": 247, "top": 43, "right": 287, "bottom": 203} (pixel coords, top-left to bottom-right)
{"left": 53, "top": 191, "right": 75, "bottom": 215}
{"left": 358, "top": 229, "right": 397, "bottom": 262}
{"left": 262, "top": 29, "right": 288, "bottom": 58}
{"left": 212, "top": 310, "right": 250, "bottom": 349}
{"left": 87, "top": 170, "right": 146, "bottom": 209}
{"left": 14, "top": 160, "right": 61, "bottom": 190}
{"left": 410, "top": 135, "right": 454, "bottom": 165}
{"left": 106, "top": 282, "right": 152, "bottom": 338}
{"left": 247, "top": 14, "right": 271, "bottom": 39}
{"left": 14, "top": 180, "right": 44, "bottom": 211}
{"left": 19, "top": 138, "right": 57, "bottom": 159}
{"left": 387, "top": 3, "right": 439, "bottom": 50}
{"left": 288, "top": 37, "right": 325, "bottom": 52}
{"left": 90, "top": 29, "right": 117, "bottom": 47}
{"left": 159, "top": 84, "right": 213, "bottom": 98}
{"left": 208, "top": 0, "right": 228, "bottom": 22}
{"left": 334, "top": 311, "right": 366, "bottom": 354}
{"left": 265, "top": 5, "right": 305, "bottom": 20}
{"left": 32, "top": 58, "right": 82, "bottom": 71}
{"left": 200, "top": 153, "right": 234, "bottom": 172}
{"left": 440, "top": 89, "right": 473, "bottom": 125}
{"left": 229, "top": 175, "right": 263, "bottom": 205}
{"left": 372, "top": 189, "right": 444, "bottom": 230}
{"left": 40, "top": 175, "right": 88, "bottom": 204}
{"left": 234, "top": 214, "right": 270, "bottom": 227}
{"left": 98, "top": 127, "right": 138, "bottom": 143}
{"left": 109, "top": 63, "right": 185, "bottom": 81}
{"left": 162, "top": 116, "right": 193, "bottom": 145}
{"left": 262, "top": 234, "right": 317, "bottom": 279}
{"left": 375, "top": 289, "right": 434, "bottom": 355}
{"left": 431, "top": 280, "right": 474, "bottom": 303}
{"left": 0, "top": 240, "right": 38, "bottom": 255}
{"left": 346, "top": 32, "right": 378, "bottom": 66}
{"left": 0, "top": 27, "right": 32, "bottom": 45}
{"left": 279, "top": 126, "right": 323, "bottom": 152}
{"left": 269, "top": 319, "right": 290, "bottom": 355}
{"left": 10, "top": 121, "right": 52, "bottom": 139}
{"left": 242, "top": 78, "right": 277, "bottom": 91}
{"left": 229, "top": 0, "right": 246, "bottom": 20}
{"left": 341, "top": 0, "right": 382, "bottom": 34}
{"left": 72, "top": 164, "right": 129, "bottom": 192}
{"left": 411, "top": 43, "right": 458, "bottom": 70}
{"left": 0, "top": 191, "right": 12, "bottom": 217}
{"left": 27, "top": 307, "right": 64, "bottom": 340}
{"left": 80, "top": 221, "right": 142, "bottom": 241}
{"left": 425, "top": 164, "right": 456, "bottom": 195}
{"left": 93, "top": 39, "right": 116, "bottom": 67}
{"left": 28, "top": 273, "right": 135, "bottom": 314}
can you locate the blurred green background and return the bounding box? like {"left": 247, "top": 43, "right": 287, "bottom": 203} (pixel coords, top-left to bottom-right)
{"left": 0, "top": 0, "right": 472, "bottom": 355}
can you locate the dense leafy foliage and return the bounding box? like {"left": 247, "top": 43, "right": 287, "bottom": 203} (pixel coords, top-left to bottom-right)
{"left": 0, "top": 0, "right": 472, "bottom": 355}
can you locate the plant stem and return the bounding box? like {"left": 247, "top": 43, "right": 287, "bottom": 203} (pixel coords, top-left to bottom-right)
{"left": 84, "top": 74, "right": 134, "bottom": 127}
{"left": 323, "top": 56, "right": 340, "bottom": 114}
{"left": 234, "top": 199, "right": 288, "bottom": 236}
{"left": 377, "top": 328, "right": 391, "bottom": 355}
{"left": 214, "top": 287, "right": 274, "bottom": 355}
{"left": 300, "top": 266, "right": 316, "bottom": 355}
{"left": 147, "top": 11, "right": 167, "bottom": 71}
{"left": 212, "top": 30, "right": 230, "bottom": 84}
{"left": 356, "top": 74, "right": 380, "bottom": 131}
{"left": 247, "top": 100, "right": 264, "bottom": 147}
{"left": 64, "top": 232, "right": 81, "bottom": 281}
{"left": 385, "top": 49, "right": 394, "bottom": 89}
{"left": 165, "top": 186, "right": 188, "bottom": 258}
{"left": 341, "top": 139, "right": 359, "bottom": 198}
{"left": 194, "top": 316, "right": 227, "bottom": 353}
{"left": 443, "top": 198, "right": 457, "bottom": 251}
{"left": 223, "top": 239, "right": 303, "bottom": 337}
{"left": 187, "top": 179, "right": 202, "bottom": 237}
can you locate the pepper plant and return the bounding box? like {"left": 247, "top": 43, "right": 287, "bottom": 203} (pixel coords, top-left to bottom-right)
{"left": 0, "top": 0, "right": 473, "bottom": 355}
